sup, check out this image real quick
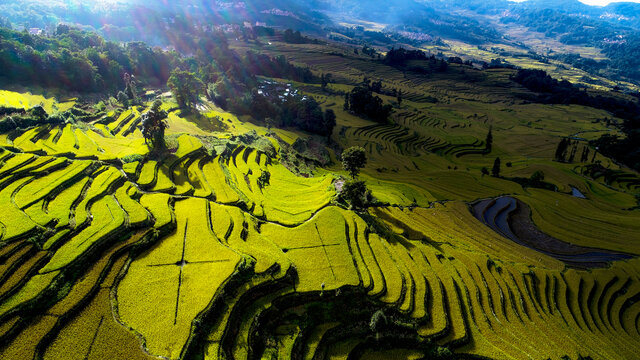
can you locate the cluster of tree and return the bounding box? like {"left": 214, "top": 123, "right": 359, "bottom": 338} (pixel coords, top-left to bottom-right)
{"left": 282, "top": 29, "right": 321, "bottom": 44}
{"left": 321, "top": 73, "right": 332, "bottom": 92}
{"left": 357, "top": 77, "right": 406, "bottom": 106}
{"left": 481, "top": 157, "right": 501, "bottom": 178}
{"left": 591, "top": 133, "right": 640, "bottom": 172}
{"left": 141, "top": 100, "right": 168, "bottom": 150}
{"left": 277, "top": 95, "right": 336, "bottom": 138}
{"left": 168, "top": 70, "right": 204, "bottom": 110}
{"left": 447, "top": 56, "right": 472, "bottom": 66}
{"left": 507, "top": 170, "right": 556, "bottom": 191}
{"left": 493, "top": 157, "right": 501, "bottom": 177}
{"left": 361, "top": 45, "right": 378, "bottom": 57}
{"left": 512, "top": 69, "right": 574, "bottom": 94}
{"left": 362, "top": 77, "right": 383, "bottom": 94}
{"left": 254, "top": 26, "right": 276, "bottom": 37}
{"left": 206, "top": 76, "right": 245, "bottom": 111}
{"left": 0, "top": 102, "right": 102, "bottom": 132}
{"left": 554, "top": 138, "right": 594, "bottom": 164}
{"left": 383, "top": 48, "right": 450, "bottom": 73}
{"left": 338, "top": 146, "right": 371, "bottom": 209}
{"left": 235, "top": 82, "right": 336, "bottom": 138}
{"left": 362, "top": 31, "right": 393, "bottom": 45}
{"left": 203, "top": 51, "right": 316, "bottom": 111}
{"left": 0, "top": 105, "right": 59, "bottom": 132}
{"left": 17, "top": 21, "right": 326, "bottom": 139}
{"left": 482, "top": 58, "right": 517, "bottom": 70}
{"left": 344, "top": 86, "right": 392, "bottom": 123}
{"left": 242, "top": 52, "right": 316, "bottom": 83}
{"left": 0, "top": 25, "right": 179, "bottom": 92}
{"left": 581, "top": 163, "right": 640, "bottom": 189}
{"left": 384, "top": 48, "right": 428, "bottom": 66}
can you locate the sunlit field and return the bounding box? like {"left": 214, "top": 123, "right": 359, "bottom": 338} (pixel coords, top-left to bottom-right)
{"left": 1, "top": 1, "right": 640, "bottom": 358}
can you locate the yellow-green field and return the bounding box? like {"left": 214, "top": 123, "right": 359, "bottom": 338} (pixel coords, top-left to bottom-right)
{"left": 0, "top": 35, "right": 639, "bottom": 360}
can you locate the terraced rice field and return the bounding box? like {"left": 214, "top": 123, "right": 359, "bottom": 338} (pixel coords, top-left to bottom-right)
{"left": 1, "top": 42, "right": 640, "bottom": 360}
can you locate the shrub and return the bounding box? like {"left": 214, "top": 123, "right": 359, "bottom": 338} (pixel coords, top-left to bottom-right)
{"left": 117, "top": 91, "right": 129, "bottom": 108}
{"left": 530, "top": 170, "right": 545, "bottom": 183}
{"left": 29, "top": 105, "right": 47, "bottom": 119}
{"left": 121, "top": 154, "right": 144, "bottom": 164}
{"left": 492, "top": 157, "right": 501, "bottom": 177}
{"left": 95, "top": 101, "right": 106, "bottom": 112}
{"left": 369, "top": 309, "right": 388, "bottom": 333}
{"left": 257, "top": 170, "right": 271, "bottom": 189}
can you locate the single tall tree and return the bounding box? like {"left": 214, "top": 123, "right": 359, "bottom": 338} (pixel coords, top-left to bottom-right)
{"left": 554, "top": 137, "right": 570, "bottom": 162}
{"left": 342, "top": 146, "right": 367, "bottom": 179}
{"left": 124, "top": 73, "right": 139, "bottom": 105}
{"left": 321, "top": 73, "right": 332, "bottom": 92}
{"left": 117, "top": 91, "right": 129, "bottom": 108}
{"left": 323, "top": 109, "right": 337, "bottom": 142}
{"left": 167, "top": 69, "right": 204, "bottom": 110}
{"left": 485, "top": 126, "right": 493, "bottom": 153}
{"left": 492, "top": 157, "right": 501, "bottom": 177}
{"left": 580, "top": 145, "right": 590, "bottom": 163}
{"left": 568, "top": 142, "right": 578, "bottom": 163}
{"left": 370, "top": 310, "right": 388, "bottom": 340}
{"left": 141, "top": 100, "right": 168, "bottom": 150}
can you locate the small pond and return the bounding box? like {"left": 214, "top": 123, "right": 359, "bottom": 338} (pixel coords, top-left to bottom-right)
{"left": 471, "top": 197, "right": 632, "bottom": 268}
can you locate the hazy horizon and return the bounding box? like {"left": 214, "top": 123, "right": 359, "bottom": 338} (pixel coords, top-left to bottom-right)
{"left": 511, "top": 0, "right": 640, "bottom": 5}
{"left": 579, "top": 0, "right": 640, "bottom": 5}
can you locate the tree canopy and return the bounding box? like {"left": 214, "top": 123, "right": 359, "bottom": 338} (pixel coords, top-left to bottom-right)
{"left": 346, "top": 86, "right": 392, "bottom": 123}
{"left": 141, "top": 100, "right": 168, "bottom": 150}
{"left": 492, "top": 157, "right": 501, "bottom": 177}
{"left": 0, "top": 25, "right": 178, "bottom": 92}
{"left": 342, "top": 146, "right": 367, "bottom": 179}
{"left": 167, "top": 69, "right": 203, "bottom": 110}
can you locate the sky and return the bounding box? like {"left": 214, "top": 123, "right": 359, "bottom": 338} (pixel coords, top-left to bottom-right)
{"left": 511, "top": 0, "right": 640, "bottom": 5}
{"left": 579, "top": 0, "right": 640, "bottom": 5}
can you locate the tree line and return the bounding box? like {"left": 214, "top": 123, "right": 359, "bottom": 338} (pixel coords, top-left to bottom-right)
{"left": 0, "top": 22, "right": 339, "bottom": 139}
{"left": 0, "top": 25, "right": 180, "bottom": 92}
